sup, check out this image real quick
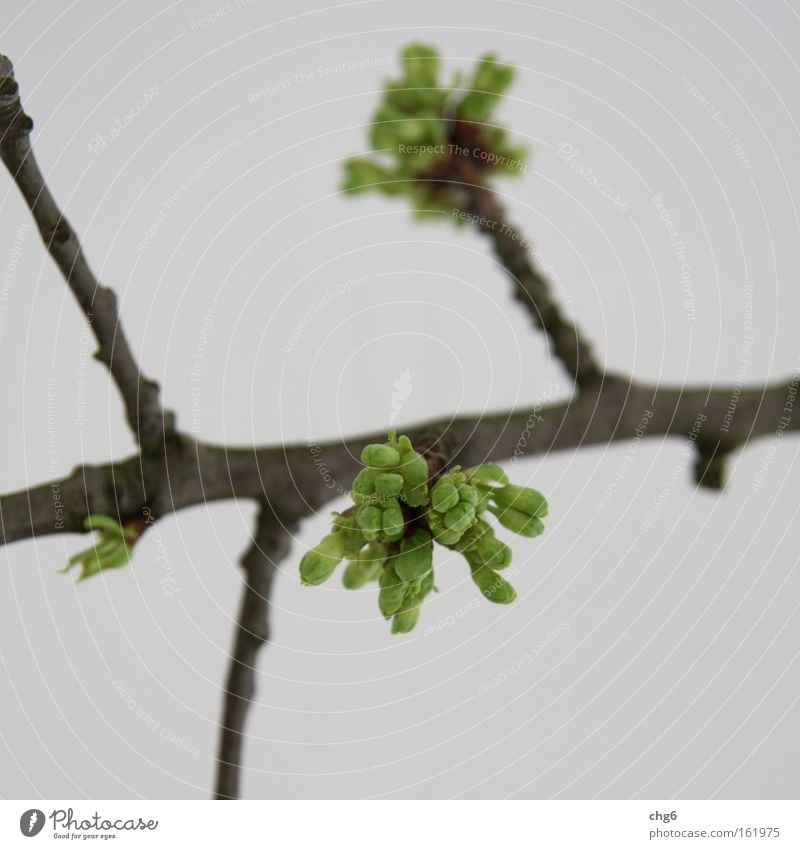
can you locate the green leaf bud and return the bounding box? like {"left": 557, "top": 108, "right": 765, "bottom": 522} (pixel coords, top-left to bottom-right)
{"left": 351, "top": 467, "right": 378, "bottom": 501}
{"left": 490, "top": 505, "right": 545, "bottom": 538}
{"left": 356, "top": 504, "right": 383, "bottom": 539}
{"left": 361, "top": 443, "right": 401, "bottom": 469}
{"left": 444, "top": 503, "right": 476, "bottom": 534}
{"left": 431, "top": 478, "right": 459, "bottom": 513}
{"left": 491, "top": 484, "right": 548, "bottom": 517}
{"left": 382, "top": 503, "right": 406, "bottom": 541}
{"left": 466, "top": 463, "right": 509, "bottom": 486}
{"left": 397, "top": 447, "right": 430, "bottom": 507}
{"left": 342, "top": 544, "right": 385, "bottom": 589}
{"left": 378, "top": 564, "right": 408, "bottom": 617}
{"left": 394, "top": 529, "right": 433, "bottom": 582}
{"left": 401, "top": 43, "right": 440, "bottom": 88}
{"left": 457, "top": 483, "right": 479, "bottom": 506}
{"left": 467, "top": 557, "right": 517, "bottom": 604}
{"left": 374, "top": 472, "right": 404, "bottom": 499}
{"left": 300, "top": 533, "right": 346, "bottom": 586}
{"left": 342, "top": 158, "right": 392, "bottom": 194}
{"left": 391, "top": 600, "right": 421, "bottom": 634}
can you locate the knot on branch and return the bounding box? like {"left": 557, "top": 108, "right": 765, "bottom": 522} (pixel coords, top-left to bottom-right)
{"left": 694, "top": 439, "right": 732, "bottom": 490}
{"left": 0, "top": 56, "right": 32, "bottom": 140}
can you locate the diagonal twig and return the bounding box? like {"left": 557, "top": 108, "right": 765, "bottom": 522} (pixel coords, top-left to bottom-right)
{"left": 214, "top": 503, "right": 296, "bottom": 800}
{"left": 463, "top": 179, "right": 603, "bottom": 389}
{"left": 0, "top": 55, "right": 174, "bottom": 449}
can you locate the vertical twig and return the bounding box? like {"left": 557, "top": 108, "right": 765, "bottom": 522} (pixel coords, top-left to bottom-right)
{"left": 214, "top": 503, "right": 296, "bottom": 800}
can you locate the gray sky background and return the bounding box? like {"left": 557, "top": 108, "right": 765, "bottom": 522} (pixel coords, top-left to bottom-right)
{"left": 1, "top": 0, "right": 799, "bottom": 799}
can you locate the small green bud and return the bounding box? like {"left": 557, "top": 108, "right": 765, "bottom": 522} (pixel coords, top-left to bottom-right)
{"left": 431, "top": 478, "right": 459, "bottom": 513}
{"left": 459, "top": 520, "right": 513, "bottom": 570}
{"left": 378, "top": 564, "right": 408, "bottom": 618}
{"left": 491, "top": 484, "right": 548, "bottom": 518}
{"left": 356, "top": 504, "right": 383, "bottom": 539}
{"left": 300, "top": 533, "right": 346, "bottom": 586}
{"left": 444, "top": 503, "right": 476, "bottom": 533}
{"left": 391, "top": 600, "right": 421, "bottom": 634}
{"left": 467, "top": 557, "right": 517, "bottom": 604}
{"left": 330, "top": 512, "right": 367, "bottom": 556}
{"left": 361, "top": 443, "right": 401, "bottom": 469}
{"left": 466, "top": 463, "right": 509, "bottom": 486}
{"left": 342, "top": 543, "right": 385, "bottom": 589}
{"left": 351, "top": 467, "right": 377, "bottom": 501}
{"left": 374, "top": 472, "right": 404, "bottom": 499}
{"left": 382, "top": 503, "right": 405, "bottom": 541}
{"left": 401, "top": 43, "right": 440, "bottom": 88}
{"left": 490, "top": 505, "right": 545, "bottom": 538}
{"left": 394, "top": 529, "right": 433, "bottom": 582}
{"left": 342, "top": 158, "right": 392, "bottom": 194}
{"left": 457, "top": 483, "right": 479, "bottom": 506}
{"left": 397, "top": 447, "right": 430, "bottom": 507}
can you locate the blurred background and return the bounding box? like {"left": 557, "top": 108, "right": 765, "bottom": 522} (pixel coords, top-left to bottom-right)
{"left": 1, "top": 0, "right": 798, "bottom": 799}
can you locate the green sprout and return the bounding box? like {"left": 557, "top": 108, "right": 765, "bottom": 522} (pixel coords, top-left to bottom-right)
{"left": 299, "top": 432, "right": 548, "bottom": 633}
{"left": 342, "top": 43, "right": 527, "bottom": 219}
{"left": 62, "top": 514, "right": 143, "bottom": 582}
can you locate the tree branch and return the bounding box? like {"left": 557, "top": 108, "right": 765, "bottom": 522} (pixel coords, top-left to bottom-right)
{"left": 463, "top": 179, "right": 603, "bottom": 388}
{"left": 214, "top": 503, "right": 296, "bottom": 800}
{"left": 2, "top": 373, "right": 797, "bottom": 549}
{"left": 0, "top": 55, "right": 174, "bottom": 449}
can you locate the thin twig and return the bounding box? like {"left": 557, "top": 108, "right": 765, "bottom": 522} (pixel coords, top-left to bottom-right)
{"left": 214, "top": 503, "right": 296, "bottom": 800}
{"left": 463, "top": 180, "right": 603, "bottom": 388}
{"left": 0, "top": 55, "right": 174, "bottom": 448}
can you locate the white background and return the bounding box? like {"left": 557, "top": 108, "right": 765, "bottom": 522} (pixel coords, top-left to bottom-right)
{"left": 1, "top": 0, "right": 799, "bottom": 799}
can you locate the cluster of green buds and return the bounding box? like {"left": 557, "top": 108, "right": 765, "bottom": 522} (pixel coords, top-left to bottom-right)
{"left": 299, "top": 432, "right": 548, "bottom": 634}
{"left": 63, "top": 515, "right": 144, "bottom": 582}
{"left": 342, "top": 43, "right": 527, "bottom": 219}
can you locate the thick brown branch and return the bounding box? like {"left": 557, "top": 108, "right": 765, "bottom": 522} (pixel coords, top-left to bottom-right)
{"left": 2, "top": 374, "right": 797, "bottom": 549}
{"left": 214, "top": 504, "right": 296, "bottom": 800}
{"left": 0, "top": 55, "right": 173, "bottom": 449}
